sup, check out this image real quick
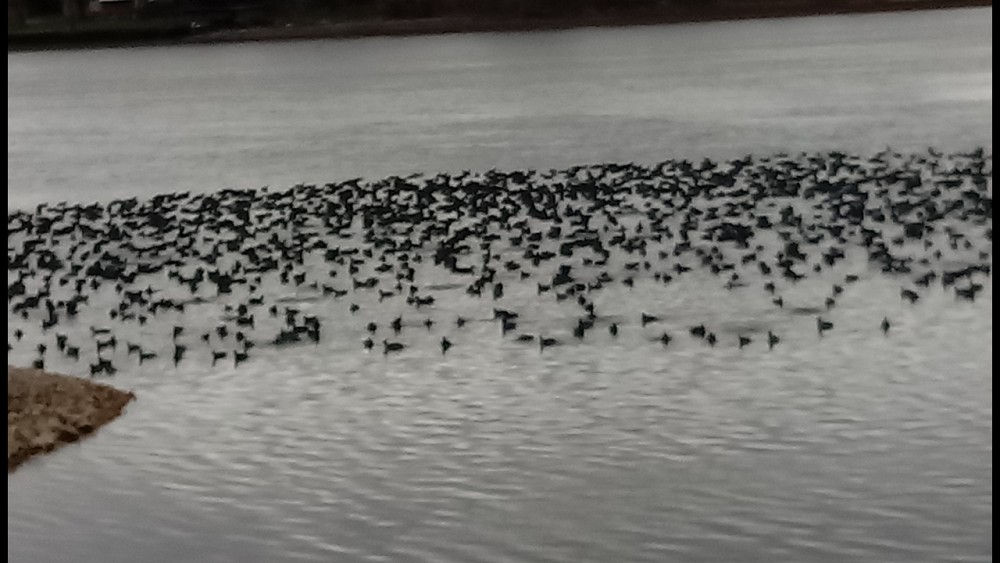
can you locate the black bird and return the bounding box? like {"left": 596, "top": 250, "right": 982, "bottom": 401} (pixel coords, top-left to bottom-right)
{"left": 173, "top": 344, "right": 186, "bottom": 366}
{"left": 234, "top": 350, "right": 249, "bottom": 366}
{"left": 706, "top": 333, "right": 717, "bottom": 346}
{"left": 660, "top": 332, "right": 672, "bottom": 347}
{"left": 641, "top": 313, "right": 660, "bottom": 326}
{"left": 383, "top": 340, "right": 405, "bottom": 354}
{"left": 689, "top": 324, "right": 706, "bottom": 338}
{"left": 363, "top": 337, "right": 374, "bottom": 351}
{"left": 539, "top": 336, "right": 559, "bottom": 350}
{"left": 212, "top": 351, "right": 226, "bottom": 366}
{"left": 609, "top": 323, "right": 619, "bottom": 337}
{"left": 738, "top": 335, "right": 752, "bottom": 349}
{"left": 817, "top": 317, "right": 834, "bottom": 335}
{"left": 900, "top": 289, "right": 920, "bottom": 304}
{"left": 767, "top": 331, "right": 780, "bottom": 350}
{"left": 881, "top": 317, "right": 891, "bottom": 335}
{"left": 441, "top": 337, "right": 452, "bottom": 354}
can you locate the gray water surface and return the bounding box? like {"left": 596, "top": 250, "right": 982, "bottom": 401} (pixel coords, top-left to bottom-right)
{"left": 7, "top": 8, "right": 993, "bottom": 563}
{"left": 7, "top": 8, "right": 993, "bottom": 209}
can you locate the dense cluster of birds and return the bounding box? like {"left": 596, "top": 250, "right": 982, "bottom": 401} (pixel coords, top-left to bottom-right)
{"left": 7, "top": 149, "right": 992, "bottom": 376}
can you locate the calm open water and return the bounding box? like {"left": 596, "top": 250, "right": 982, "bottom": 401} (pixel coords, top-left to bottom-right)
{"left": 7, "top": 8, "right": 993, "bottom": 209}
{"left": 7, "top": 8, "right": 993, "bottom": 563}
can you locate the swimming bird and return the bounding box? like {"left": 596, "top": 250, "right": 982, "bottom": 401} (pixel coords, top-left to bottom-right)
{"left": 173, "top": 344, "right": 186, "bottom": 366}
{"left": 383, "top": 340, "right": 405, "bottom": 354}
{"left": 539, "top": 336, "right": 559, "bottom": 350}
{"left": 234, "top": 350, "right": 249, "bottom": 367}
{"left": 767, "top": 331, "right": 780, "bottom": 350}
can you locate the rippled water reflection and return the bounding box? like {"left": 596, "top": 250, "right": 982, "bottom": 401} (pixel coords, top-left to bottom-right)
{"left": 6, "top": 8, "right": 993, "bottom": 563}
{"left": 8, "top": 271, "right": 993, "bottom": 563}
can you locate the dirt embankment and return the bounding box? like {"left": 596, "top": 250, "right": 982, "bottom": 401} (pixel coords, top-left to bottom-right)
{"left": 8, "top": 366, "right": 134, "bottom": 472}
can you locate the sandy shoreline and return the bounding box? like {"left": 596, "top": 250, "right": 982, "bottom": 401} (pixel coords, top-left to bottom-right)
{"left": 8, "top": 1, "right": 991, "bottom": 51}
{"left": 8, "top": 367, "right": 134, "bottom": 472}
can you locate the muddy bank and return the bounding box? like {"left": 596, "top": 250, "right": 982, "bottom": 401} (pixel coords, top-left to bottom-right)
{"left": 8, "top": 367, "right": 134, "bottom": 472}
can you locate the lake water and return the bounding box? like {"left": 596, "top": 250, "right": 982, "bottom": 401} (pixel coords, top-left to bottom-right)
{"left": 6, "top": 8, "right": 993, "bottom": 563}
{"left": 7, "top": 8, "right": 993, "bottom": 210}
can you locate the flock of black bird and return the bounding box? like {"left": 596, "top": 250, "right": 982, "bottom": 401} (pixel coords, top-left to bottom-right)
{"left": 7, "top": 149, "right": 992, "bottom": 376}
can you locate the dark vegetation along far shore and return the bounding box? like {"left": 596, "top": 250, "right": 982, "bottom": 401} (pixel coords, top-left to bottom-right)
{"left": 8, "top": 0, "right": 992, "bottom": 50}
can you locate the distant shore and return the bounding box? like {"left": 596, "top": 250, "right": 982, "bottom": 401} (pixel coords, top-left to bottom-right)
{"left": 8, "top": 1, "right": 992, "bottom": 52}
{"left": 8, "top": 367, "right": 134, "bottom": 472}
